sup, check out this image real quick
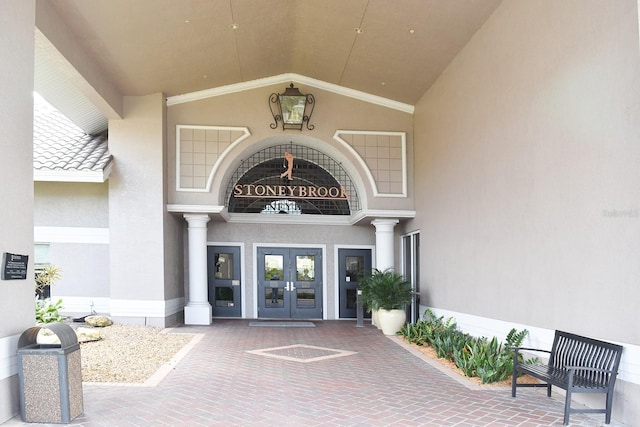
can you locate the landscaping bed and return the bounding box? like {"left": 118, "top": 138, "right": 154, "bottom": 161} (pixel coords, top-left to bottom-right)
{"left": 79, "top": 324, "right": 194, "bottom": 383}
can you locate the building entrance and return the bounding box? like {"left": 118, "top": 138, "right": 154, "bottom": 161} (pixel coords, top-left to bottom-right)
{"left": 257, "top": 247, "right": 323, "bottom": 319}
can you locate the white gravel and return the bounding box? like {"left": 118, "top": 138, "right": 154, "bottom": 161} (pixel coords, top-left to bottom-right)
{"left": 78, "top": 324, "right": 194, "bottom": 383}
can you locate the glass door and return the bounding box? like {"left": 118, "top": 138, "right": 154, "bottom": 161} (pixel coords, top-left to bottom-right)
{"left": 338, "top": 248, "right": 372, "bottom": 318}
{"left": 208, "top": 245, "right": 241, "bottom": 317}
{"left": 257, "top": 247, "right": 322, "bottom": 319}
{"left": 401, "top": 232, "right": 420, "bottom": 323}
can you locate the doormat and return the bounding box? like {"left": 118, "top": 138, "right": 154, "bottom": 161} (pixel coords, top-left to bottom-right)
{"left": 249, "top": 322, "right": 315, "bottom": 328}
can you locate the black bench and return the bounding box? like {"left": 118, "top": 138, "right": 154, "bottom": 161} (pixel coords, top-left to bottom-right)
{"left": 511, "top": 330, "right": 623, "bottom": 425}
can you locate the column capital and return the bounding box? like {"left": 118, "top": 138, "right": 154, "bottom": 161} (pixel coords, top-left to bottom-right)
{"left": 183, "top": 213, "right": 210, "bottom": 226}
{"left": 371, "top": 218, "right": 399, "bottom": 272}
{"left": 371, "top": 218, "right": 399, "bottom": 231}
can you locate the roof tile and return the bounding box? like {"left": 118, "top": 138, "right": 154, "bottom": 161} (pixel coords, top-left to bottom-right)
{"left": 34, "top": 96, "right": 112, "bottom": 174}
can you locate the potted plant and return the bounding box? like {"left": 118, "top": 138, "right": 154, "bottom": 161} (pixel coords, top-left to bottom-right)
{"left": 359, "top": 268, "right": 413, "bottom": 335}
{"left": 35, "top": 264, "right": 61, "bottom": 299}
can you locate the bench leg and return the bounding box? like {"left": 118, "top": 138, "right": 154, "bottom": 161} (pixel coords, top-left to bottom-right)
{"left": 512, "top": 355, "right": 518, "bottom": 397}
{"left": 563, "top": 389, "right": 572, "bottom": 426}
{"left": 605, "top": 391, "right": 613, "bottom": 424}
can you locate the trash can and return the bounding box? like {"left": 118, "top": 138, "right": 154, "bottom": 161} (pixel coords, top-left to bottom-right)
{"left": 17, "top": 323, "right": 83, "bottom": 423}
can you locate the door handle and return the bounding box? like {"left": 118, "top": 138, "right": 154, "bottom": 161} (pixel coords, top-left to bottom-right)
{"left": 284, "top": 281, "right": 296, "bottom": 292}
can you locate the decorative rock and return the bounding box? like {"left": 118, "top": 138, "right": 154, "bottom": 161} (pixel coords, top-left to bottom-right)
{"left": 76, "top": 326, "right": 102, "bottom": 342}
{"left": 85, "top": 315, "right": 113, "bottom": 327}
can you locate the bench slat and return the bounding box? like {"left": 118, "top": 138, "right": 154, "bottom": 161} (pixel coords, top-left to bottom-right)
{"left": 520, "top": 364, "right": 608, "bottom": 390}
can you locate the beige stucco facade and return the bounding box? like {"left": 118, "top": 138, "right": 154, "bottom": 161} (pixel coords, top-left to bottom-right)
{"left": 408, "top": 1, "right": 640, "bottom": 421}
{"left": 2, "top": 0, "right": 640, "bottom": 424}
{"left": 0, "top": 1, "right": 36, "bottom": 422}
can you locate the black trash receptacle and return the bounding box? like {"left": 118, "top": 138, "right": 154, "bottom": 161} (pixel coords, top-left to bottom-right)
{"left": 17, "top": 323, "right": 83, "bottom": 423}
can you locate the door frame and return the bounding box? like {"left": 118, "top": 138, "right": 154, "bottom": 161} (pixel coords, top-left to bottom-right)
{"left": 334, "top": 244, "right": 375, "bottom": 319}
{"left": 253, "top": 243, "right": 327, "bottom": 319}
{"left": 208, "top": 241, "right": 246, "bottom": 318}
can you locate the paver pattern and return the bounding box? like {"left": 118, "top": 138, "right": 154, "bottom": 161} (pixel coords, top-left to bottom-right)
{"left": 7, "top": 320, "right": 625, "bottom": 426}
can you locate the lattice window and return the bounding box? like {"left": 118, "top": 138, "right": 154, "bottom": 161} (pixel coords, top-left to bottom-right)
{"left": 334, "top": 130, "right": 406, "bottom": 197}
{"left": 177, "top": 125, "right": 250, "bottom": 191}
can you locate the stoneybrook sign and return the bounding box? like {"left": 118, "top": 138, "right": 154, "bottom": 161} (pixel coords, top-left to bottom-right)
{"left": 233, "top": 149, "right": 348, "bottom": 201}
{"left": 233, "top": 184, "right": 348, "bottom": 200}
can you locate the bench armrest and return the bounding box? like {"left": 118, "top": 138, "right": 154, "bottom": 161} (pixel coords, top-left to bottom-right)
{"left": 512, "top": 347, "right": 551, "bottom": 372}
{"left": 511, "top": 347, "right": 551, "bottom": 354}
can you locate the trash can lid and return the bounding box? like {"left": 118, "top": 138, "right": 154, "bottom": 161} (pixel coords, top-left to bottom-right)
{"left": 18, "top": 323, "right": 78, "bottom": 349}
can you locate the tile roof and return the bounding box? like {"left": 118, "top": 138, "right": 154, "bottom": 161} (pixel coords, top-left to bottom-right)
{"left": 33, "top": 95, "right": 112, "bottom": 181}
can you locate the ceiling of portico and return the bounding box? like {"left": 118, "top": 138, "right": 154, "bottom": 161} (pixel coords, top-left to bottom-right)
{"left": 36, "top": 0, "right": 502, "bottom": 133}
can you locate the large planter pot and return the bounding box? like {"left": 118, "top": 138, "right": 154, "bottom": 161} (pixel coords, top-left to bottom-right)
{"left": 372, "top": 309, "right": 381, "bottom": 329}
{"left": 377, "top": 309, "right": 406, "bottom": 335}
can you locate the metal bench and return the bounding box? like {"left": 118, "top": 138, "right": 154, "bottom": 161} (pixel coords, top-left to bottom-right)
{"left": 511, "top": 330, "right": 623, "bottom": 425}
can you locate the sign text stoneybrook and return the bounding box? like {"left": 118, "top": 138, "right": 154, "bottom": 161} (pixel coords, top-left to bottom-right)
{"left": 234, "top": 184, "right": 348, "bottom": 200}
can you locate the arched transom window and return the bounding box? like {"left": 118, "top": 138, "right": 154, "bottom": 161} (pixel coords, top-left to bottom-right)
{"left": 226, "top": 144, "right": 359, "bottom": 215}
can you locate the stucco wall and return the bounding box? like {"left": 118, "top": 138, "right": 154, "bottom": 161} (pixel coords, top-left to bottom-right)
{"left": 166, "top": 85, "right": 414, "bottom": 212}
{"left": 109, "top": 94, "right": 183, "bottom": 326}
{"left": 0, "top": 1, "right": 36, "bottom": 423}
{"left": 34, "top": 182, "right": 108, "bottom": 226}
{"left": 414, "top": 0, "right": 640, "bottom": 343}
{"left": 412, "top": 1, "right": 640, "bottom": 423}
{"left": 49, "top": 243, "right": 109, "bottom": 298}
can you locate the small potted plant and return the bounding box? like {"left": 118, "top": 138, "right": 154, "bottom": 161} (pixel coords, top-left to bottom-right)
{"left": 359, "top": 268, "right": 413, "bottom": 335}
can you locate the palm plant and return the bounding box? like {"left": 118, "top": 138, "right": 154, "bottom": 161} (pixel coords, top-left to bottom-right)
{"left": 359, "top": 268, "right": 413, "bottom": 310}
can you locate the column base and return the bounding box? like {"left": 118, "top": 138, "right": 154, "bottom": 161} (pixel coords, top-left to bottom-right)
{"left": 184, "top": 303, "right": 212, "bottom": 325}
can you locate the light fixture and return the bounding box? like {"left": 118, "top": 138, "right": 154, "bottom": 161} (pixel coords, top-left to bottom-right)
{"left": 269, "top": 83, "right": 315, "bottom": 131}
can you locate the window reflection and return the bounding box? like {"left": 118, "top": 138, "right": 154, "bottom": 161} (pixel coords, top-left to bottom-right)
{"left": 296, "top": 255, "right": 314, "bottom": 281}
{"left": 265, "top": 255, "right": 284, "bottom": 280}
{"left": 346, "top": 288, "right": 357, "bottom": 309}
{"left": 265, "top": 287, "right": 283, "bottom": 307}
{"left": 214, "top": 253, "right": 233, "bottom": 279}
{"left": 296, "top": 289, "right": 315, "bottom": 308}
{"left": 346, "top": 256, "right": 363, "bottom": 282}
{"left": 215, "top": 287, "right": 234, "bottom": 307}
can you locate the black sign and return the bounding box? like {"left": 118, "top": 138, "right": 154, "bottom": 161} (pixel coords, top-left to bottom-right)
{"left": 2, "top": 252, "right": 29, "bottom": 280}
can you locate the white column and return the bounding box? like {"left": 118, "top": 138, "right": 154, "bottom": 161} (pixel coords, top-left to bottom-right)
{"left": 371, "top": 218, "right": 399, "bottom": 271}
{"left": 184, "top": 214, "right": 212, "bottom": 325}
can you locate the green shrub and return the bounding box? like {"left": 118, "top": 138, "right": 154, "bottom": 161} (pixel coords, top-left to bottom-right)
{"left": 400, "top": 311, "right": 530, "bottom": 384}
{"left": 399, "top": 308, "right": 446, "bottom": 347}
{"left": 35, "top": 297, "right": 64, "bottom": 324}
{"left": 432, "top": 324, "right": 469, "bottom": 360}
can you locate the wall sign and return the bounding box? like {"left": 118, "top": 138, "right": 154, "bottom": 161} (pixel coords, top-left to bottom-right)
{"left": 2, "top": 252, "right": 29, "bottom": 280}
{"left": 233, "top": 184, "right": 348, "bottom": 200}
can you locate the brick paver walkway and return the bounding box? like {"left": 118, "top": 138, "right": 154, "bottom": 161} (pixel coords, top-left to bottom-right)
{"left": 6, "top": 320, "right": 625, "bottom": 426}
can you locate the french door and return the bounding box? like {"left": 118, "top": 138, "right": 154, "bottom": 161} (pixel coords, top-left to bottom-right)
{"left": 257, "top": 247, "right": 322, "bottom": 319}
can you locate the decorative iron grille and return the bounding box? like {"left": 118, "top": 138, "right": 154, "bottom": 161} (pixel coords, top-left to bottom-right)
{"left": 225, "top": 143, "right": 360, "bottom": 215}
